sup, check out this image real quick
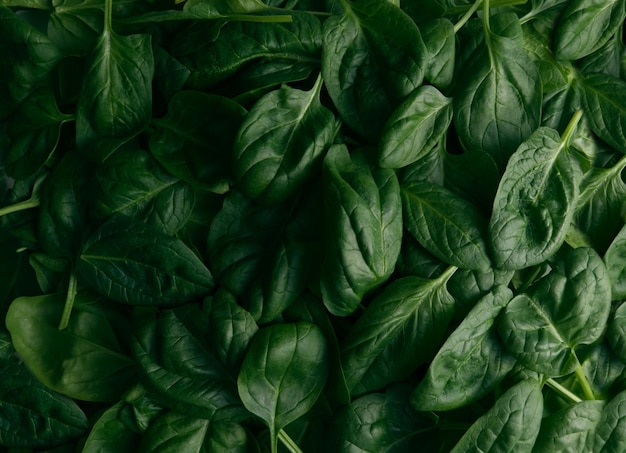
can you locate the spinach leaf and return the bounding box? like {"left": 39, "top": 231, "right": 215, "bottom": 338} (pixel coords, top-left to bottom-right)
{"left": 321, "top": 145, "right": 402, "bottom": 316}
{"left": 234, "top": 75, "right": 336, "bottom": 204}
{"left": 91, "top": 146, "right": 195, "bottom": 235}
{"left": 237, "top": 322, "right": 329, "bottom": 453}
{"left": 76, "top": 0, "right": 153, "bottom": 162}
{"left": 341, "top": 268, "right": 457, "bottom": 396}
{"left": 378, "top": 85, "right": 452, "bottom": 169}
{"left": 420, "top": 18, "right": 455, "bottom": 89}
{"left": 450, "top": 379, "right": 543, "bottom": 452}
{"left": 149, "top": 91, "right": 246, "bottom": 194}
{"left": 580, "top": 73, "right": 626, "bottom": 154}
{"left": 0, "top": 355, "right": 89, "bottom": 448}
{"left": 48, "top": 0, "right": 103, "bottom": 55}
{"left": 453, "top": 12, "right": 541, "bottom": 170}
{"left": 605, "top": 224, "right": 626, "bottom": 299}
{"left": 589, "top": 388, "right": 626, "bottom": 451}
{"left": 5, "top": 293, "right": 137, "bottom": 401}
{"left": 82, "top": 401, "right": 141, "bottom": 453}
{"left": 411, "top": 285, "right": 515, "bottom": 411}
{"left": 608, "top": 301, "right": 626, "bottom": 362}
{"left": 401, "top": 181, "right": 491, "bottom": 271}
{"left": 78, "top": 219, "right": 214, "bottom": 306}
{"left": 321, "top": 0, "right": 426, "bottom": 140}
{"left": 554, "top": 0, "right": 626, "bottom": 61}
{"left": 499, "top": 247, "right": 612, "bottom": 377}
{"left": 132, "top": 305, "right": 248, "bottom": 421}
{"left": 489, "top": 117, "right": 584, "bottom": 270}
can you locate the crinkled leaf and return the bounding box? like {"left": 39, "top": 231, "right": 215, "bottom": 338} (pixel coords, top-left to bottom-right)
{"left": 489, "top": 126, "right": 583, "bottom": 270}
{"left": 499, "top": 247, "right": 612, "bottom": 376}
{"left": 608, "top": 301, "right": 626, "bottom": 363}
{"left": 411, "top": 285, "right": 515, "bottom": 411}
{"left": 401, "top": 181, "right": 491, "bottom": 271}
{"left": 450, "top": 379, "right": 543, "bottom": 453}
{"left": 605, "top": 224, "right": 626, "bottom": 299}
{"left": 378, "top": 85, "right": 452, "bottom": 169}
{"left": 234, "top": 76, "right": 336, "bottom": 204}
{"left": 589, "top": 388, "right": 626, "bottom": 452}
{"left": 321, "top": 145, "right": 403, "bottom": 316}
{"left": 341, "top": 269, "right": 457, "bottom": 396}
{"left": 78, "top": 219, "right": 214, "bottom": 306}
{"left": 321, "top": 0, "right": 426, "bottom": 140}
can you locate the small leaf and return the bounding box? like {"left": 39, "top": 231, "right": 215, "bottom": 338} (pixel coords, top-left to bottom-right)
{"left": 237, "top": 322, "right": 329, "bottom": 452}
{"left": 608, "top": 301, "right": 626, "bottom": 363}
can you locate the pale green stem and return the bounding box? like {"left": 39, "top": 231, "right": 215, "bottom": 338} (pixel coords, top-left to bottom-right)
{"left": 453, "top": 0, "right": 482, "bottom": 33}
{"left": 574, "top": 360, "right": 596, "bottom": 400}
{"left": 104, "top": 0, "right": 113, "bottom": 32}
{"left": 278, "top": 429, "right": 303, "bottom": 453}
{"left": 58, "top": 270, "right": 78, "bottom": 330}
{"left": 0, "top": 198, "right": 40, "bottom": 217}
{"left": 546, "top": 378, "right": 583, "bottom": 404}
{"left": 561, "top": 109, "right": 584, "bottom": 150}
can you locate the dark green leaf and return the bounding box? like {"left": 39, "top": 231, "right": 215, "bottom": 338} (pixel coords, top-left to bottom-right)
{"left": 421, "top": 18, "right": 455, "bottom": 89}
{"left": 321, "top": 145, "right": 403, "bottom": 316}
{"left": 605, "top": 224, "right": 626, "bottom": 299}
{"left": 589, "top": 388, "right": 626, "bottom": 451}
{"left": 78, "top": 219, "right": 214, "bottom": 306}
{"left": 82, "top": 401, "right": 141, "bottom": 453}
{"left": 321, "top": 0, "right": 426, "bottom": 140}
{"left": 234, "top": 76, "right": 336, "bottom": 203}
{"left": 608, "top": 301, "right": 626, "bottom": 363}
{"left": 5, "top": 293, "right": 137, "bottom": 401}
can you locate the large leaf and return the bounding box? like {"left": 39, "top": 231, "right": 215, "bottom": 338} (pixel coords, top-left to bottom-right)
{"left": 78, "top": 219, "right": 214, "bottom": 306}
{"left": 341, "top": 269, "right": 457, "bottom": 396}
{"left": 132, "top": 305, "right": 249, "bottom": 421}
{"left": 453, "top": 12, "right": 541, "bottom": 170}
{"left": 320, "top": 145, "right": 403, "bottom": 316}
{"left": 321, "top": 0, "right": 426, "bottom": 140}
{"left": 5, "top": 293, "right": 137, "bottom": 401}
{"left": 91, "top": 147, "right": 194, "bottom": 235}
{"left": 411, "top": 285, "right": 515, "bottom": 411}
{"left": 401, "top": 181, "right": 491, "bottom": 271}
{"left": 234, "top": 76, "right": 336, "bottom": 204}
{"left": 76, "top": 26, "right": 154, "bottom": 161}
{"left": 81, "top": 401, "right": 141, "bottom": 453}
{"left": 489, "top": 125, "right": 584, "bottom": 270}
{"left": 450, "top": 379, "right": 543, "bottom": 453}
{"left": 0, "top": 356, "right": 88, "bottom": 448}
{"left": 588, "top": 388, "right": 626, "bottom": 451}
{"left": 149, "top": 91, "right": 246, "bottom": 194}
{"left": 237, "top": 322, "right": 329, "bottom": 452}
{"left": 499, "top": 247, "right": 612, "bottom": 376}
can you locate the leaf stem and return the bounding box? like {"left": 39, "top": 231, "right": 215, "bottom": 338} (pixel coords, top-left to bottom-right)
{"left": 278, "top": 429, "right": 303, "bottom": 453}
{"left": 560, "top": 109, "right": 583, "bottom": 150}
{"left": 0, "top": 198, "right": 40, "bottom": 217}
{"left": 453, "top": 0, "right": 482, "bottom": 33}
{"left": 58, "top": 270, "right": 78, "bottom": 330}
{"left": 104, "top": 0, "right": 113, "bottom": 32}
{"left": 574, "top": 359, "right": 595, "bottom": 400}
{"left": 546, "top": 378, "right": 583, "bottom": 404}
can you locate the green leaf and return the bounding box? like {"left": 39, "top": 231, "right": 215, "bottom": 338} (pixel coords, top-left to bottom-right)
{"left": 0, "top": 7, "right": 63, "bottom": 119}
{"left": 499, "top": 247, "right": 612, "bottom": 376}
{"left": 554, "top": 0, "right": 625, "bottom": 61}
{"left": 234, "top": 75, "right": 336, "bottom": 204}
{"left": 453, "top": 12, "right": 541, "bottom": 170}
{"left": 132, "top": 305, "right": 248, "bottom": 421}
{"left": 76, "top": 28, "right": 154, "bottom": 162}
{"left": 401, "top": 181, "right": 491, "bottom": 271}
{"left": 589, "top": 388, "right": 626, "bottom": 452}
{"left": 573, "top": 154, "right": 626, "bottom": 253}
{"left": 48, "top": 0, "right": 103, "bottom": 55}
{"left": 237, "top": 322, "right": 329, "bottom": 452}
{"left": 605, "top": 224, "right": 626, "bottom": 299}
{"left": 0, "top": 356, "right": 88, "bottom": 448}
{"left": 531, "top": 400, "right": 604, "bottom": 453}
{"left": 91, "top": 147, "right": 195, "bottom": 235}
{"left": 450, "top": 379, "right": 543, "bottom": 453}
{"left": 138, "top": 411, "right": 249, "bottom": 453}
{"left": 82, "top": 401, "right": 141, "bottom": 453}
{"left": 320, "top": 145, "right": 403, "bottom": 316}
{"left": 4, "top": 89, "right": 72, "bottom": 179}
{"left": 341, "top": 269, "right": 457, "bottom": 396}
{"left": 411, "top": 285, "right": 515, "bottom": 411}
{"left": 321, "top": 0, "right": 426, "bottom": 140}
{"left": 78, "top": 219, "right": 214, "bottom": 306}
{"left": 208, "top": 190, "right": 321, "bottom": 322}
{"left": 489, "top": 124, "right": 584, "bottom": 270}
{"left": 608, "top": 301, "right": 626, "bottom": 363}
{"left": 5, "top": 293, "right": 137, "bottom": 401}
{"left": 581, "top": 73, "right": 626, "bottom": 154}
{"left": 420, "top": 18, "right": 455, "bottom": 89}
{"left": 378, "top": 85, "right": 452, "bottom": 169}
{"left": 149, "top": 91, "right": 247, "bottom": 194}
{"left": 329, "top": 389, "right": 431, "bottom": 452}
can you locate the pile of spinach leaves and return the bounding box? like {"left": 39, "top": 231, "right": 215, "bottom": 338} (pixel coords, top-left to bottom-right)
{"left": 2, "top": 0, "right": 626, "bottom": 450}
